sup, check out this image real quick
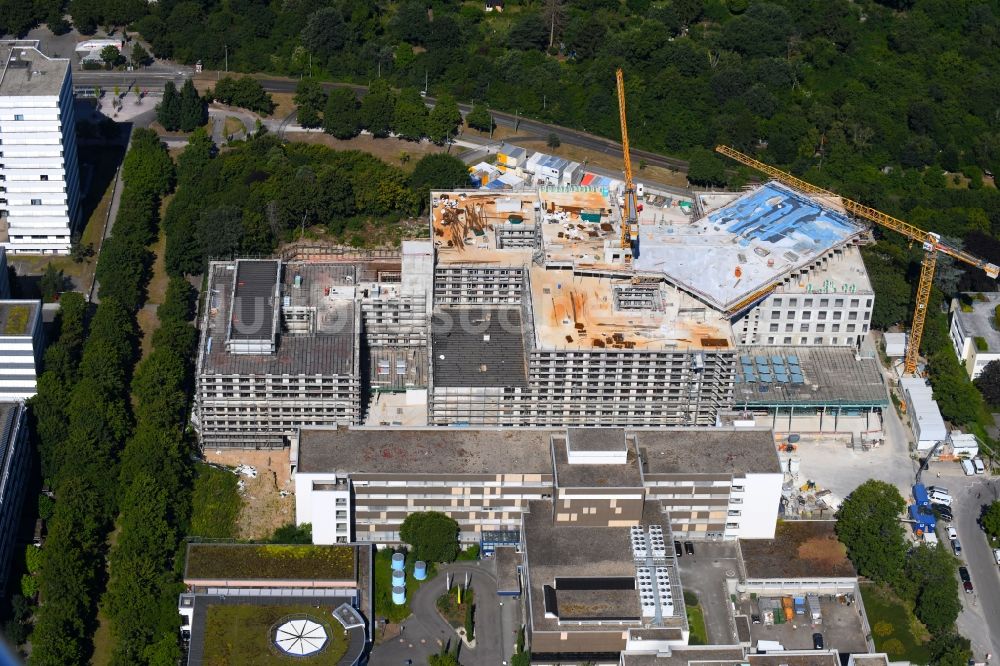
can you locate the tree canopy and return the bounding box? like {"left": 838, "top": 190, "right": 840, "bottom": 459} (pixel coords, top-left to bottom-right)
{"left": 399, "top": 511, "right": 460, "bottom": 563}
{"left": 835, "top": 479, "right": 907, "bottom": 585}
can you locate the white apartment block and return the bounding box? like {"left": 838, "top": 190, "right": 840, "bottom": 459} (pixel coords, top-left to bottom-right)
{"left": 0, "top": 43, "right": 81, "bottom": 254}
{"left": 733, "top": 245, "right": 874, "bottom": 347}
{"left": 0, "top": 300, "right": 42, "bottom": 400}
{"left": 950, "top": 292, "right": 1000, "bottom": 379}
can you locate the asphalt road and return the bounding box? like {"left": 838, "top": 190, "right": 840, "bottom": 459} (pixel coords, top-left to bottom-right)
{"left": 946, "top": 471, "right": 1000, "bottom": 661}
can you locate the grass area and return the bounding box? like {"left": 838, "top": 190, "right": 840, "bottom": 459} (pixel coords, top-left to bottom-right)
{"left": 436, "top": 587, "right": 474, "bottom": 630}
{"left": 90, "top": 608, "right": 114, "bottom": 665}
{"left": 373, "top": 549, "right": 436, "bottom": 623}
{"left": 683, "top": 590, "right": 708, "bottom": 646}
{"left": 224, "top": 116, "right": 246, "bottom": 137}
{"left": 3, "top": 305, "right": 30, "bottom": 334}
{"left": 859, "top": 583, "right": 931, "bottom": 663}
{"left": 510, "top": 138, "right": 689, "bottom": 188}
{"left": 186, "top": 544, "right": 356, "bottom": 580}
{"left": 190, "top": 463, "right": 242, "bottom": 539}
{"left": 284, "top": 132, "right": 445, "bottom": 171}
{"left": 203, "top": 604, "right": 348, "bottom": 665}
{"left": 270, "top": 92, "right": 296, "bottom": 119}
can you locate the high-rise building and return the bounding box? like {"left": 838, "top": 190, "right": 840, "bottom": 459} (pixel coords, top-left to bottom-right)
{"left": 0, "top": 43, "right": 81, "bottom": 254}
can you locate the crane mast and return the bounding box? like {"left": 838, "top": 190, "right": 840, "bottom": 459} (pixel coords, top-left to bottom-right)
{"left": 616, "top": 68, "right": 639, "bottom": 252}
{"left": 715, "top": 145, "right": 999, "bottom": 375}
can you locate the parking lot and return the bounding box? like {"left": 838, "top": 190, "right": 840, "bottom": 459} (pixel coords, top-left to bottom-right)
{"left": 675, "top": 541, "right": 741, "bottom": 645}
{"left": 740, "top": 595, "right": 869, "bottom": 653}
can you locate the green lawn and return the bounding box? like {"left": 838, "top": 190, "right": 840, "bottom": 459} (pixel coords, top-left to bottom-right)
{"left": 203, "top": 604, "right": 347, "bottom": 665}
{"left": 860, "top": 583, "right": 932, "bottom": 663}
{"left": 373, "top": 549, "right": 436, "bottom": 623}
{"left": 684, "top": 591, "right": 708, "bottom": 646}
{"left": 190, "top": 463, "right": 241, "bottom": 538}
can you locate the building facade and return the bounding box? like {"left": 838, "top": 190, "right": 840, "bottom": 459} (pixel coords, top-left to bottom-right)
{"left": 0, "top": 300, "right": 43, "bottom": 400}
{"left": 0, "top": 43, "right": 81, "bottom": 254}
{"left": 949, "top": 292, "right": 1000, "bottom": 379}
{"left": 0, "top": 402, "right": 28, "bottom": 595}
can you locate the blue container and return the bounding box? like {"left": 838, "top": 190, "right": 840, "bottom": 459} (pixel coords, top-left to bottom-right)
{"left": 392, "top": 569, "right": 405, "bottom": 586}
{"left": 391, "top": 553, "right": 405, "bottom": 571}
{"left": 392, "top": 586, "right": 406, "bottom": 605}
{"left": 414, "top": 561, "right": 427, "bottom": 580}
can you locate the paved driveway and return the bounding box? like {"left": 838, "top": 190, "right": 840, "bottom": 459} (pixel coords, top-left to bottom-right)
{"left": 937, "top": 465, "right": 1000, "bottom": 661}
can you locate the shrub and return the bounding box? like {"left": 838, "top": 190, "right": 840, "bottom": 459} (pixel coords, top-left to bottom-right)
{"left": 873, "top": 620, "right": 894, "bottom": 637}
{"left": 975, "top": 336, "right": 988, "bottom": 352}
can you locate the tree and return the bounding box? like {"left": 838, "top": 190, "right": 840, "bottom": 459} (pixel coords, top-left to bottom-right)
{"left": 100, "top": 45, "right": 121, "bottom": 69}
{"left": 510, "top": 652, "right": 531, "bottom": 666}
{"left": 157, "top": 81, "right": 181, "bottom": 131}
{"left": 974, "top": 361, "right": 1000, "bottom": 406}
{"left": 40, "top": 264, "right": 64, "bottom": 302}
{"left": 269, "top": 523, "right": 312, "bottom": 544}
{"left": 835, "top": 479, "right": 907, "bottom": 585}
{"left": 131, "top": 42, "right": 151, "bottom": 67}
{"left": 686, "top": 148, "right": 726, "bottom": 187}
{"left": 361, "top": 80, "right": 395, "bottom": 138}
{"left": 399, "top": 511, "right": 460, "bottom": 562}
{"left": 295, "top": 79, "right": 326, "bottom": 129}
{"left": 982, "top": 501, "right": 1000, "bottom": 539}
{"left": 427, "top": 94, "right": 462, "bottom": 145}
{"left": 464, "top": 600, "right": 474, "bottom": 639}
{"left": 213, "top": 77, "right": 275, "bottom": 115}
{"left": 861, "top": 247, "right": 911, "bottom": 329}
{"left": 323, "top": 88, "right": 361, "bottom": 139}
{"left": 410, "top": 154, "right": 470, "bottom": 209}
{"left": 393, "top": 87, "right": 429, "bottom": 141}
{"left": 547, "top": 132, "right": 561, "bottom": 150}
{"left": 930, "top": 632, "right": 972, "bottom": 666}
{"left": 466, "top": 104, "right": 492, "bottom": 133}
{"left": 302, "top": 7, "right": 348, "bottom": 61}
{"left": 179, "top": 78, "right": 207, "bottom": 132}
{"left": 196, "top": 206, "right": 244, "bottom": 262}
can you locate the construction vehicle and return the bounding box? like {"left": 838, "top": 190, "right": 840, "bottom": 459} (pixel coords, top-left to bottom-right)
{"left": 615, "top": 69, "right": 639, "bottom": 255}
{"left": 715, "top": 145, "right": 1000, "bottom": 375}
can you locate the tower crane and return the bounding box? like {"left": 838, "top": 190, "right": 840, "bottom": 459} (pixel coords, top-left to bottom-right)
{"left": 715, "top": 144, "right": 1000, "bottom": 375}
{"left": 615, "top": 68, "right": 639, "bottom": 254}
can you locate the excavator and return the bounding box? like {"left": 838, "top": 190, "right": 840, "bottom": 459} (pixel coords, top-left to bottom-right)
{"left": 715, "top": 145, "right": 999, "bottom": 375}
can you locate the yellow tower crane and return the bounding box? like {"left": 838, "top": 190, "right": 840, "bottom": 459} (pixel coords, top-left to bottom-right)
{"left": 715, "top": 144, "right": 1000, "bottom": 375}
{"left": 616, "top": 68, "right": 639, "bottom": 251}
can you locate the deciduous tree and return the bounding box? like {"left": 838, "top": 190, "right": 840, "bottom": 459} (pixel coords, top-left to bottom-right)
{"left": 835, "top": 479, "right": 907, "bottom": 585}
{"left": 399, "top": 511, "right": 460, "bottom": 563}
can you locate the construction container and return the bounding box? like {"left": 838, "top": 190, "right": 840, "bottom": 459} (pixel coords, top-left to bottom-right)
{"left": 807, "top": 594, "right": 822, "bottom": 623}
{"left": 782, "top": 597, "right": 794, "bottom": 622}
{"left": 794, "top": 596, "right": 806, "bottom": 615}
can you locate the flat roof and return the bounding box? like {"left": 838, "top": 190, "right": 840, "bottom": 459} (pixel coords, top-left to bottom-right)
{"left": 553, "top": 433, "right": 644, "bottom": 488}
{"left": 954, "top": 292, "right": 1000, "bottom": 352}
{"left": 495, "top": 546, "right": 523, "bottom": 594}
{"left": 637, "top": 428, "right": 780, "bottom": 475}
{"left": 0, "top": 44, "right": 68, "bottom": 96}
{"left": 636, "top": 182, "right": 864, "bottom": 311}
{"left": 740, "top": 521, "right": 856, "bottom": 580}
{"left": 0, "top": 300, "right": 38, "bottom": 336}
{"left": 733, "top": 347, "right": 888, "bottom": 408}
{"left": 228, "top": 260, "right": 279, "bottom": 341}
{"left": 749, "top": 654, "right": 840, "bottom": 666}
{"left": 773, "top": 244, "right": 872, "bottom": 295}
{"left": 184, "top": 543, "right": 358, "bottom": 582}
{"left": 431, "top": 307, "right": 528, "bottom": 387}
{"left": 568, "top": 427, "right": 627, "bottom": 452}
{"left": 529, "top": 268, "right": 734, "bottom": 352}
{"left": 296, "top": 427, "right": 556, "bottom": 475}
{"left": 622, "top": 647, "right": 746, "bottom": 666}
{"left": 200, "top": 262, "right": 358, "bottom": 377}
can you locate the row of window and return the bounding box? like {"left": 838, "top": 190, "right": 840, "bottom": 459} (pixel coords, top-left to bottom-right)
{"left": 766, "top": 336, "right": 856, "bottom": 345}
{"left": 772, "top": 297, "right": 871, "bottom": 308}
{"left": 770, "top": 309, "right": 866, "bottom": 321}
{"left": 770, "top": 322, "right": 864, "bottom": 334}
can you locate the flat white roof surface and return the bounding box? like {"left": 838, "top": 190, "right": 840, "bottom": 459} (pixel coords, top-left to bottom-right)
{"left": 635, "top": 182, "right": 865, "bottom": 311}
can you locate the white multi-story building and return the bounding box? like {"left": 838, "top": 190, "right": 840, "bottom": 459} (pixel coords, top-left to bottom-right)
{"left": 0, "top": 43, "right": 81, "bottom": 254}
{"left": 0, "top": 300, "right": 42, "bottom": 400}
{"left": 949, "top": 292, "right": 1000, "bottom": 379}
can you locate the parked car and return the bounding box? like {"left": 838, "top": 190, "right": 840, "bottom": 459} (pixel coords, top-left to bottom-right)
{"left": 974, "top": 457, "right": 986, "bottom": 474}
{"left": 948, "top": 527, "right": 958, "bottom": 540}
{"left": 959, "top": 566, "right": 971, "bottom": 583}
{"left": 674, "top": 541, "right": 683, "bottom": 557}
{"left": 812, "top": 633, "right": 824, "bottom": 650}
{"left": 964, "top": 580, "right": 974, "bottom": 594}
{"left": 932, "top": 503, "right": 953, "bottom": 521}
{"left": 684, "top": 541, "right": 694, "bottom": 555}
{"left": 930, "top": 491, "right": 953, "bottom": 507}
{"left": 962, "top": 458, "right": 976, "bottom": 476}
{"left": 751, "top": 614, "right": 761, "bottom": 625}
{"left": 928, "top": 485, "right": 950, "bottom": 495}
{"left": 952, "top": 539, "right": 962, "bottom": 555}
{"left": 994, "top": 548, "right": 1000, "bottom": 566}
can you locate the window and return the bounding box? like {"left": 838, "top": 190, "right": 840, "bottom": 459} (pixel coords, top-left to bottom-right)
{"left": 40, "top": 175, "right": 47, "bottom": 181}
{"left": 773, "top": 298, "right": 782, "bottom": 306}
{"left": 832, "top": 337, "right": 839, "bottom": 344}
{"left": 832, "top": 324, "right": 840, "bottom": 332}
{"left": 767, "top": 337, "right": 774, "bottom": 344}
{"left": 866, "top": 299, "right": 873, "bottom": 307}
{"left": 786, "top": 311, "right": 795, "bottom": 319}
{"left": 847, "top": 324, "right": 856, "bottom": 332}
{"left": 783, "top": 336, "right": 792, "bottom": 344}
{"left": 802, "top": 311, "right": 811, "bottom": 320}
{"left": 769, "top": 323, "right": 779, "bottom": 333}
{"left": 789, "top": 298, "right": 798, "bottom": 306}
{"left": 814, "top": 337, "right": 822, "bottom": 344}
{"left": 799, "top": 337, "right": 807, "bottom": 344}
{"left": 30, "top": 199, "right": 41, "bottom": 206}
{"left": 833, "top": 311, "right": 842, "bottom": 320}
{"left": 800, "top": 323, "right": 809, "bottom": 332}
{"left": 849, "top": 311, "right": 858, "bottom": 320}
{"left": 771, "top": 310, "right": 780, "bottom": 319}
{"left": 851, "top": 299, "right": 860, "bottom": 307}
{"left": 847, "top": 337, "right": 854, "bottom": 345}
{"left": 13, "top": 114, "right": 23, "bottom": 121}
{"left": 835, "top": 298, "right": 844, "bottom": 307}
{"left": 804, "top": 298, "right": 813, "bottom": 307}
{"left": 820, "top": 298, "right": 829, "bottom": 307}
{"left": 785, "top": 323, "right": 793, "bottom": 332}
{"left": 863, "top": 324, "right": 869, "bottom": 333}
{"left": 816, "top": 324, "right": 826, "bottom": 332}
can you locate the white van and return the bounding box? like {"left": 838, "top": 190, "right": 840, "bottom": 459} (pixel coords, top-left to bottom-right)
{"left": 962, "top": 459, "right": 976, "bottom": 476}
{"left": 930, "top": 491, "right": 953, "bottom": 507}
{"left": 974, "top": 457, "right": 986, "bottom": 474}
{"left": 636, "top": 182, "right": 645, "bottom": 199}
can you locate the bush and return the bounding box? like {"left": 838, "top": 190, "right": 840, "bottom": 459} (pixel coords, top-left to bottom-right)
{"left": 873, "top": 620, "right": 894, "bottom": 637}
{"left": 975, "top": 336, "right": 989, "bottom": 351}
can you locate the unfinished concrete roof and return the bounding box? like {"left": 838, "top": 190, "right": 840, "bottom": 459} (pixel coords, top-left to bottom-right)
{"left": 636, "top": 182, "right": 865, "bottom": 312}
{"left": 636, "top": 428, "right": 779, "bottom": 475}
{"left": 431, "top": 307, "right": 528, "bottom": 387}
{"left": 529, "top": 268, "right": 734, "bottom": 352}
{"left": 732, "top": 346, "right": 888, "bottom": 407}
{"left": 740, "top": 521, "right": 856, "bottom": 580}
{"left": 0, "top": 44, "right": 68, "bottom": 97}
{"left": 296, "top": 427, "right": 556, "bottom": 475}
{"left": 431, "top": 190, "right": 536, "bottom": 266}
{"left": 954, "top": 292, "right": 1000, "bottom": 352}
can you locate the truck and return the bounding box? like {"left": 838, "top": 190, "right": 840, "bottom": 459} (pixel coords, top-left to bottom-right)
{"left": 912, "top": 483, "right": 930, "bottom": 507}
{"left": 908, "top": 502, "right": 936, "bottom": 535}
{"left": 807, "top": 594, "right": 822, "bottom": 623}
